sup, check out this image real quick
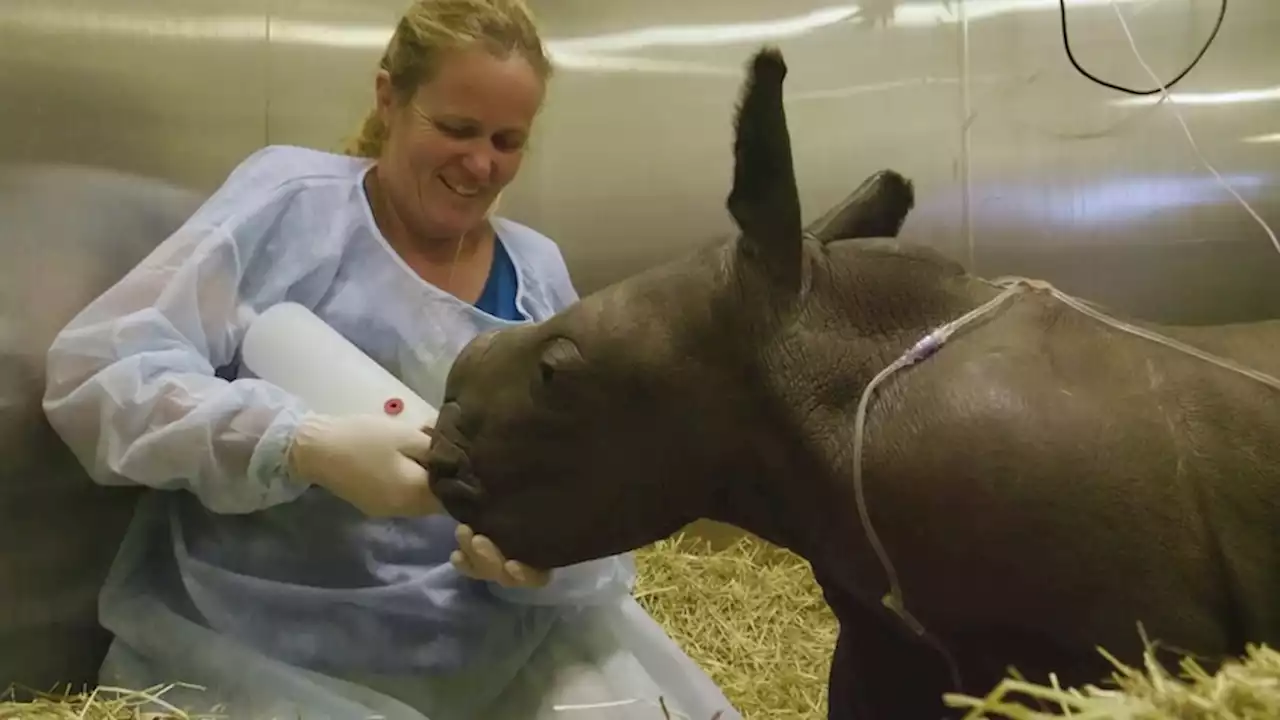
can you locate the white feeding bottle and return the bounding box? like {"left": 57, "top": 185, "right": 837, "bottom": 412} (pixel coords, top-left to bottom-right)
{"left": 240, "top": 302, "right": 440, "bottom": 428}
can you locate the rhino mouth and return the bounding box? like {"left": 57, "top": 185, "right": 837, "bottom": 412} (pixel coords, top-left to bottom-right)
{"left": 423, "top": 420, "right": 486, "bottom": 524}
{"left": 432, "top": 475, "right": 484, "bottom": 523}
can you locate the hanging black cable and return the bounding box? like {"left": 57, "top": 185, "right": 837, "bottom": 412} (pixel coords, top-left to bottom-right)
{"left": 1058, "top": 0, "right": 1227, "bottom": 95}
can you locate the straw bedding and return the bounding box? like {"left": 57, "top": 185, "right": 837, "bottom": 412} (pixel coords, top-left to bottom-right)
{"left": 1, "top": 532, "right": 1276, "bottom": 719}
{"left": 631, "top": 533, "right": 838, "bottom": 718}
{"left": 944, "top": 642, "right": 1280, "bottom": 719}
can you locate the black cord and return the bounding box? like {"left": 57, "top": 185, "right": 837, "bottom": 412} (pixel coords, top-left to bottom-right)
{"left": 1058, "top": 0, "right": 1227, "bottom": 95}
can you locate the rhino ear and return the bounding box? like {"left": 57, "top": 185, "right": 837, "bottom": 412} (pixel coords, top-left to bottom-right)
{"left": 726, "top": 46, "right": 803, "bottom": 292}
{"left": 805, "top": 169, "right": 915, "bottom": 244}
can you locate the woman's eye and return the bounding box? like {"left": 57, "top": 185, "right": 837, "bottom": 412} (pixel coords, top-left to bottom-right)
{"left": 494, "top": 134, "right": 526, "bottom": 153}
{"left": 434, "top": 122, "right": 472, "bottom": 139}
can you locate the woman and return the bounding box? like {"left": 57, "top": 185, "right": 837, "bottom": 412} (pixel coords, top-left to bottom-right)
{"left": 41, "top": 1, "right": 738, "bottom": 718}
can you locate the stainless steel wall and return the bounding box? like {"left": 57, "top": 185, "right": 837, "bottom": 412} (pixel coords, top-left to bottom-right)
{"left": 3, "top": 0, "right": 1278, "bottom": 322}
{"left": 0, "top": 0, "right": 1276, "bottom": 690}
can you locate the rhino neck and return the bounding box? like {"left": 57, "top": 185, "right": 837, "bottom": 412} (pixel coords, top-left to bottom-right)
{"left": 706, "top": 248, "right": 1000, "bottom": 608}
{"left": 700, "top": 413, "right": 846, "bottom": 567}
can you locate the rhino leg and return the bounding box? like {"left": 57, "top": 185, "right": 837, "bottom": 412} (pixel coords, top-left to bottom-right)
{"left": 819, "top": 571, "right": 953, "bottom": 719}
{"left": 820, "top": 571, "right": 1121, "bottom": 719}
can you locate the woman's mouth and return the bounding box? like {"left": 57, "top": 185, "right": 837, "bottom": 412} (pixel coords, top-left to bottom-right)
{"left": 439, "top": 175, "right": 481, "bottom": 198}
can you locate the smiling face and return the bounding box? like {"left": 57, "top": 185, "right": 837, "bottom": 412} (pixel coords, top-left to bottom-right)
{"left": 374, "top": 44, "right": 545, "bottom": 240}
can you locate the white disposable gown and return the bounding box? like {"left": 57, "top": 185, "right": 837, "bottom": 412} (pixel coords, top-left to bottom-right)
{"left": 42, "top": 145, "right": 740, "bottom": 720}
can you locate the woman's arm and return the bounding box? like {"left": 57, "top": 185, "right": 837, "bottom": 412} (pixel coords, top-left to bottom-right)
{"left": 42, "top": 171, "right": 319, "bottom": 515}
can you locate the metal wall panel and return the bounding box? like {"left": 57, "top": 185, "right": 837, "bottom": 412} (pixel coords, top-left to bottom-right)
{"left": 4, "top": 1, "right": 1275, "bottom": 319}
{"left": 516, "top": 0, "right": 1280, "bottom": 321}
{"left": 0, "top": 0, "right": 270, "bottom": 189}
{"left": 530, "top": 1, "right": 970, "bottom": 294}
{"left": 264, "top": 1, "right": 390, "bottom": 156}
{"left": 0, "top": 0, "right": 269, "bottom": 687}
{"left": 0, "top": 0, "right": 1277, "bottom": 688}
{"left": 961, "top": 0, "right": 1280, "bottom": 323}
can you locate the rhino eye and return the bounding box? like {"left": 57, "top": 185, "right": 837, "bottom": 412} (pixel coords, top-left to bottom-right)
{"left": 537, "top": 336, "right": 583, "bottom": 386}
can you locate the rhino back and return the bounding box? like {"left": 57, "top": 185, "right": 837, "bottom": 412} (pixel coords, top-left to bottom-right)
{"left": 815, "top": 289, "right": 1280, "bottom": 684}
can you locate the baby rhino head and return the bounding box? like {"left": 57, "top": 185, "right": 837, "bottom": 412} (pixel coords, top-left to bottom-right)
{"left": 426, "top": 46, "right": 915, "bottom": 570}
{"left": 427, "top": 247, "right": 755, "bottom": 567}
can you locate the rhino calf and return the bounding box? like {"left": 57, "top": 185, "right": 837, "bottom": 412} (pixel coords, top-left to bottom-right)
{"left": 426, "top": 46, "right": 1280, "bottom": 719}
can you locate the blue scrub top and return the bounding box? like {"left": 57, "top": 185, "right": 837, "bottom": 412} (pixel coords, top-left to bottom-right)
{"left": 475, "top": 236, "right": 524, "bottom": 321}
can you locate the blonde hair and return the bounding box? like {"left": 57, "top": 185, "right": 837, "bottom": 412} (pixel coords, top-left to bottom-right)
{"left": 344, "top": 0, "right": 553, "bottom": 159}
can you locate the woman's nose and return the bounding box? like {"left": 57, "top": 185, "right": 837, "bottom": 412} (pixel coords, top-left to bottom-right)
{"left": 459, "top": 145, "right": 495, "bottom": 183}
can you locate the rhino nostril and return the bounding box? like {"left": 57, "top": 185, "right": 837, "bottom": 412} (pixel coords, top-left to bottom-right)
{"left": 454, "top": 474, "right": 484, "bottom": 499}
{"left": 437, "top": 486, "right": 482, "bottom": 525}
{"left": 425, "top": 444, "right": 482, "bottom": 499}
{"left": 426, "top": 454, "right": 460, "bottom": 480}
{"left": 431, "top": 471, "right": 486, "bottom": 525}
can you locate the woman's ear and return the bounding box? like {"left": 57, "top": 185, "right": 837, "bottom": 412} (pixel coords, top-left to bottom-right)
{"left": 374, "top": 69, "right": 396, "bottom": 126}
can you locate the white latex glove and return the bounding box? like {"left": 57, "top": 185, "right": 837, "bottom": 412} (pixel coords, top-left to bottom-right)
{"left": 285, "top": 413, "right": 440, "bottom": 517}
{"left": 451, "top": 523, "right": 550, "bottom": 589}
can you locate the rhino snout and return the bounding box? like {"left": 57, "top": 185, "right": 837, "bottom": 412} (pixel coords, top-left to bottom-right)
{"left": 426, "top": 402, "right": 485, "bottom": 521}
{"left": 451, "top": 328, "right": 500, "bottom": 381}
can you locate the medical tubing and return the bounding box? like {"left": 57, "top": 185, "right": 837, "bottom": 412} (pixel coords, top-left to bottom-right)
{"left": 996, "top": 278, "right": 1280, "bottom": 392}
{"left": 1104, "top": 0, "right": 1279, "bottom": 262}
{"left": 850, "top": 284, "right": 1021, "bottom": 691}
{"left": 849, "top": 276, "right": 1280, "bottom": 690}
{"left": 852, "top": 284, "right": 1023, "bottom": 631}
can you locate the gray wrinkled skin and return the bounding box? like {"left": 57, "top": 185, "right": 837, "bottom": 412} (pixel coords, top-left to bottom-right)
{"left": 0, "top": 164, "right": 202, "bottom": 688}
{"left": 427, "top": 47, "right": 1280, "bottom": 719}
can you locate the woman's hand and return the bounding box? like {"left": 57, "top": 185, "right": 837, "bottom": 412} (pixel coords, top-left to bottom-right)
{"left": 286, "top": 413, "right": 440, "bottom": 517}
{"left": 451, "top": 524, "right": 550, "bottom": 588}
